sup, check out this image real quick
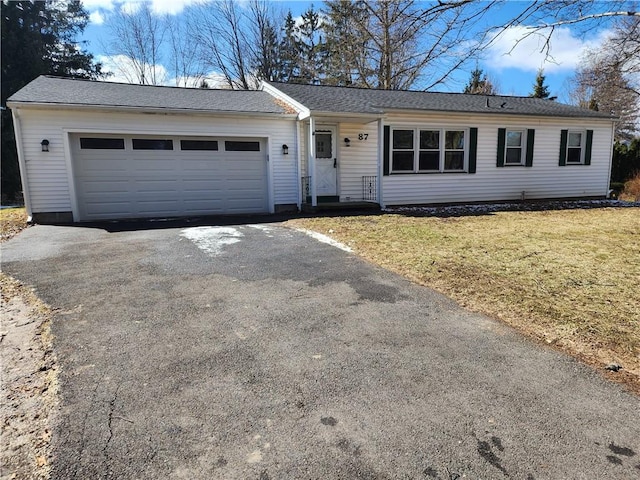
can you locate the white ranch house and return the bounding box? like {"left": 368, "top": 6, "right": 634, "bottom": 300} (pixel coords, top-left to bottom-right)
{"left": 8, "top": 76, "right": 616, "bottom": 223}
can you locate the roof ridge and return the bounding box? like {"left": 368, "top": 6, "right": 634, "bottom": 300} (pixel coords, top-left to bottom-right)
{"left": 267, "top": 80, "right": 574, "bottom": 103}
{"left": 40, "top": 75, "right": 263, "bottom": 93}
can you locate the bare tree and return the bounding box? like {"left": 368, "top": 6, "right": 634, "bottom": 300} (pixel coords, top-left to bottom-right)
{"left": 481, "top": 0, "right": 640, "bottom": 59}
{"left": 105, "top": 2, "right": 167, "bottom": 85}
{"left": 248, "top": 0, "right": 285, "bottom": 82}
{"left": 166, "top": 15, "right": 204, "bottom": 87}
{"left": 323, "top": 0, "right": 495, "bottom": 90}
{"left": 570, "top": 17, "right": 639, "bottom": 140}
{"left": 191, "top": 0, "right": 253, "bottom": 90}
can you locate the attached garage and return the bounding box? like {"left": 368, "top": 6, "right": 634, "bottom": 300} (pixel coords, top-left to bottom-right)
{"left": 8, "top": 76, "right": 299, "bottom": 223}
{"left": 71, "top": 134, "right": 269, "bottom": 221}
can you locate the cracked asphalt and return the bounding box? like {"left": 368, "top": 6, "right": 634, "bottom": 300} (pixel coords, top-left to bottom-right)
{"left": 2, "top": 221, "right": 640, "bottom": 479}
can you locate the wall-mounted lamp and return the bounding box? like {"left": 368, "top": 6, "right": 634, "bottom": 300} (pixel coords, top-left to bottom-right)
{"left": 41, "top": 139, "right": 50, "bottom": 152}
{"left": 344, "top": 138, "right": 351, "bottom": 147}
{"left": 282, "top": 144, "right": 289, "bottom": 155}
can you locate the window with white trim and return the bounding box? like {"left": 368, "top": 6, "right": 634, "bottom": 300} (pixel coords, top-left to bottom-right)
{"left": 505, "top": 130, "right": 525, "bottom": 165}
{"left": 566, "top": 131, "right": 584, "bottom": 164}
{"left": 391, "top": 127, "right": 467, "bottom": 173}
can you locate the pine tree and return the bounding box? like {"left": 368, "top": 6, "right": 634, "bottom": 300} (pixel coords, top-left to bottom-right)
{"left": 530, "top": 69, "right": 551, "bottom": 98}
{"left": 322, "top": 0, "right": 370, "bottom": 87}
{"left": 463, "top": 68, "right": 496, "bottom": 95}
{"left": 1, "top": 0, "right": 101, "bottom": 201}
{"left": 297, "top": 6, "right": 326, "bottom": 84}
{"left": 279, "top": 11, "right": 301, "bottom": 83}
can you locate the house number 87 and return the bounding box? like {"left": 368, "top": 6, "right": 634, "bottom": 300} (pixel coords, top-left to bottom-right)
{"left": 358, "top": 133, "right": 369, "bottom": 140}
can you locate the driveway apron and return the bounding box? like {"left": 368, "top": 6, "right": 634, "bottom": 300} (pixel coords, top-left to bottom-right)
{"left": 2, "top": 223, "right": 639, "bottom": 479}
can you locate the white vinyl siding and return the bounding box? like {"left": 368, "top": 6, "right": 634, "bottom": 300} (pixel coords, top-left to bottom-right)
{"left": 16, "top": 108, "right": 297, "bottom": 215}
{"left": 337, "top": 122, "right": 378, "bottom": 201}
{"left": 383, "top": 111, "right": 613, "bottom": 205}
{"left": 300, "top": 121, "right": 378, "bottom": 202}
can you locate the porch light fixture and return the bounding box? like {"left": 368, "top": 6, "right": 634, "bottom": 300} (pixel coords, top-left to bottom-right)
{"left": 282, "top": 144, "right": 289, "bottom": 155}
{"left": 41, "top": 139, "right": 50, "bottom": 152}
{"left": 344, "top": 137, "right": 351, "bottom": 147}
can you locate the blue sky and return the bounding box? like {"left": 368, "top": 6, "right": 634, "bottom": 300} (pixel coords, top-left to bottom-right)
{"left": 79, "top": 0, "right": 616, "bottom": 102}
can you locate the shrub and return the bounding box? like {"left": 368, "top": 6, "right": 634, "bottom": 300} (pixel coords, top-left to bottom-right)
{"left": 620, "top": 172, "right": 640, "bottom": 201}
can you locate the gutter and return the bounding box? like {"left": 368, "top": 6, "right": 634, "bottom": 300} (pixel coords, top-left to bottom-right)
{"left": 378, "top": 106, "right": 617, "bottom": 121}
{"left": 5, "top": 101, "right": 298, "bottom": 119}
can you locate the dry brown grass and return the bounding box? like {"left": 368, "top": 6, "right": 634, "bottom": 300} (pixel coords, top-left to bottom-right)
{"left": 288, "top": 207, "right": 640, "bottom": 393}
{"left": 620, "top": 173, "right": 640, "bottom": 202}
{"left": 1, "top": 207, "right": 28, "bottom": 242}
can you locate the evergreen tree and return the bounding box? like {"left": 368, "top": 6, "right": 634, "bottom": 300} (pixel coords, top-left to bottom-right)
{"left": 530, "top": 68, "right": 551, "bottom": 98}
{"left": 1, "top": 0, "right": 101, "bottom": 202}
{"left": 279, "top": 11, "right": 301, "bottom": 83}
{"left": 463, "top": 68, "right": 496, "bottom": 95}
{"left": 322, "top": 0, "right": 370, "bottom": 87}
{"left": 296, "top": 5, "right": 326, "bottom": 84}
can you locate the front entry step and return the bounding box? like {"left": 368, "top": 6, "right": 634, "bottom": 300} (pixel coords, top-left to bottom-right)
{"left": 305, "top": 195, "right": 340, "bottom": 204}
{"left": 301, "top": 201, "right": 381, "bottom": 213}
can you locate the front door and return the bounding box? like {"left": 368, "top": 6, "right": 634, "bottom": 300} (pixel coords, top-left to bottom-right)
{"left": 315, "top": 128, "right": 337, "bottom": 197}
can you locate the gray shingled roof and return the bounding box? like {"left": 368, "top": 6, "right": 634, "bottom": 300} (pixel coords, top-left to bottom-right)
{"left": 269, "top": 82, "right": 615, "bottom": 119}
{"left": 8, "top": 76, "right": 290, "bottom": 114}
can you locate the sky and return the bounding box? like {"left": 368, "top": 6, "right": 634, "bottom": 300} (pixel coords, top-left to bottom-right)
{"left": 78, "top": 0, "right": 617, "bottom": 102}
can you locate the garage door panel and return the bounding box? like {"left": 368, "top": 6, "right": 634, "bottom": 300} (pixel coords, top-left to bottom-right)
{"left": 72, "top": 134, "right": 268, "bottom": 220}
{"left": 80, "top": 159, "right": 130, "bottom": 174}
{"left": 135, "top": 179, "right": 180, "bottom": 191}
{"left": 79, "top": 179, "right": 131, "bottom": 194}
{"left": 84, "top": 202, "right": 134, "bottom": 216}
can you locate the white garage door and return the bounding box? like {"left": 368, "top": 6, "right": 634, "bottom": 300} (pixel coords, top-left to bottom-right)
{"left": 71, "top": 134, "right": 268, "bottom": 221}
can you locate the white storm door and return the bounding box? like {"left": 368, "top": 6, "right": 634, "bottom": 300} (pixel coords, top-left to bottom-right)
{"left": 315, "top": 128, "right": 337, "bottom": 196}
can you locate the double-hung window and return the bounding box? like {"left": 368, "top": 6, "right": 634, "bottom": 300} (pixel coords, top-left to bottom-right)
{"left": 505, "top": 130, "right": 525, "bottom": 165}
{"left": 559, "top": 129, "right": 592, "bottom": 166}
{"left": 391, "top": 128, "right": 467, "bottom": 173}
{"left": 566, "top": 131, "right": 584, "bottom": 164}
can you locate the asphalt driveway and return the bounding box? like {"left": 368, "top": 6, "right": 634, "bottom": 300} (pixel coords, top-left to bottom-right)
{"left": 2, "top": 221, "right": 639, "bottom": 479}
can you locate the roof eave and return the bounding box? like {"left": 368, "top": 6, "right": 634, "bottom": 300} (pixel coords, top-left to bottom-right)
{"left": 6, "top": 101, "right": 298, "bottom": 118}
{"left": 378, "top": 106, "right": 617, "bottom": 121}
{"left": 308, "top": 110, "right": 384, "bottom": 119}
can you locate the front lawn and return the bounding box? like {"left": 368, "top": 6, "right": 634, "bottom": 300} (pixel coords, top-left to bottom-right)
{"left": 1, "top": 207, "right": 28, "bottom": 242}
{"left": 288, "top": 206, "right": 640, "bottom": 393}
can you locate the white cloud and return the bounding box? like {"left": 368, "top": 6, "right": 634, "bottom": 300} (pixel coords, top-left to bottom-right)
{"left": 89, "top": 10, "right": 105, "bottom": 25}
{"left": 485, "top": 26, "right": 612, "bottom": 73}
{"left": 97, "top": 54, "right": 225, "bottom": 88}
{"left": 148, "top": 0, "right": 208, "bottom": 15}
{"left": 120, "top": 1, "right": 143, "bottom": 15}
{"left": 82, "top": 0, "right": 116, "bottom": 10}
{"left": 97, "top": 54, "right": 168, "bottom": 84}
{"left": 84, "top": 0, "right": 209, "bottom": 17}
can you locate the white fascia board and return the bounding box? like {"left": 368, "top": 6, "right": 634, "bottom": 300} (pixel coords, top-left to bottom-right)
{"left": 310, "top": 111, "right": 385, "bottom": 121}
{"left": 379, "top": 106, "right": 617, "bottom": 122}
{"left": 260, "top": 81, "right": 311, "bottom": 120}
{"left": 5, "top": 101, "right": 298, "bottom": 119}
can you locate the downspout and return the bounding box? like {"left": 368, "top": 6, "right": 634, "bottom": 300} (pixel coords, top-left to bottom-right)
{"left": 377, "top": 118, "right": 385, "bottom": 208}
{"left": 296, "top": 120, "right": 302, "bottom": 210}
{"left": 607, "top": 122, "right": 615, "bottom": 198}
{"left": 309, "top": 116, "right": 317, "bottom": 207}
{"left": 10, "top": 108, "right": 33, "bottom": 221}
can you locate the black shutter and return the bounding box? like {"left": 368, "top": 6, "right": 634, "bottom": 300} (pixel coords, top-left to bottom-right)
{"left": 383, "top": 126, "right": 390, "bottom": 175}
{"left": 468, "top": 127, "right": 478, "bottom": 173}
{"left": 525, "top": 129, "right": 535, "bottom": 167}
{"left": 559, "top": 130, "right": 568, "bottom": 166}
{"left": 497, "top": 128, "right": 506, "bottom": 167}
{"left": 584, "top": 130, "right": 593, "bottom": 165}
